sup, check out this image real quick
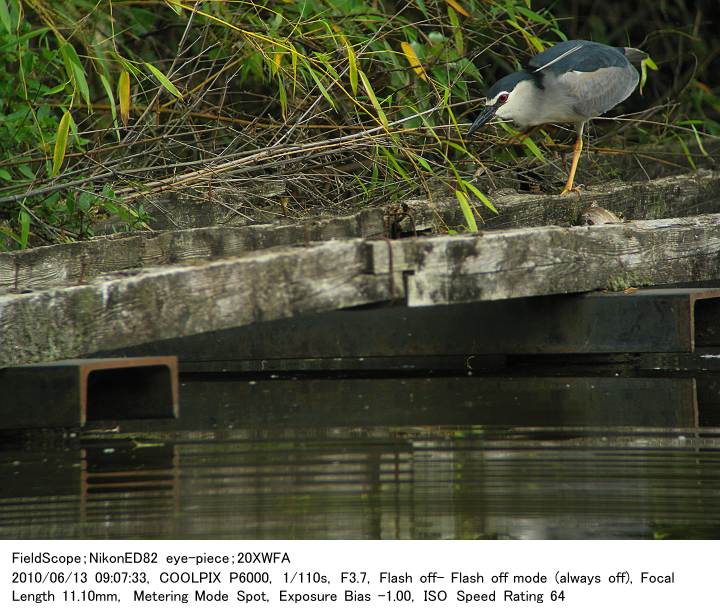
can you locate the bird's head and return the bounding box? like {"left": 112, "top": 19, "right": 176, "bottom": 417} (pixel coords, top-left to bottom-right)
{"left": 467, "top": 71, "right": 536, "bottom": 136}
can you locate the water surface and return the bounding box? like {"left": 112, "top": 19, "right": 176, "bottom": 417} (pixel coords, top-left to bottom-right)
{"left": 2, "top": 374, "right": 719, "bottom": 539}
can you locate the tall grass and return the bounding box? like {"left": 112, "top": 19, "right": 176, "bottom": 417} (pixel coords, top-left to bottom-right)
{"left": 0, "top": 0, "right": 716, "bottom": 249}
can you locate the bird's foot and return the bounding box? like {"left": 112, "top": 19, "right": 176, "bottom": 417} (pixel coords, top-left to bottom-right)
{"left": 559, "top": 185, "right": 582, "bottom": 197}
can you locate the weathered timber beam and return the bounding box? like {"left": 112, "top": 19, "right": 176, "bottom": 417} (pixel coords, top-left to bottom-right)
{"left": 0, "top": 240, "right": 398, "bottom": 368}
{"left": 0, "top": 208, "right": 384, "bottom": 293}
{"left": 372, "top": 212, "right": 720, "bottom": 305}
{"left": 4, "top": 211, "right": 720, "bottom": 367}
{"left": 2, "top": 170, "right": 717, "bottom": 297}
{"left": 396, "top": 169, "right": 720, "bottom": 233}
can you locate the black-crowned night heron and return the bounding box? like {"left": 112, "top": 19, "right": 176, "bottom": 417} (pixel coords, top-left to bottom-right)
{"left": 468, "top": 40, "right": 647, "bottom": 195}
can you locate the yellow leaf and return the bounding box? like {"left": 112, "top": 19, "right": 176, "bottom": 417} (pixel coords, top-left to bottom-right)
{"left": 52, "top": 110, "right": 71, "bottom": 177}
{"left": 118, "top": 70, "right": 131, "bottom": 125}
{"left": 446, "top": 0, "right": 470, "bottom": 18}
{"left": 400, "top": 41, "right": 427, "bottom": 81}
{"left": 639, "top": 56, "right": 658, "bottom": 95}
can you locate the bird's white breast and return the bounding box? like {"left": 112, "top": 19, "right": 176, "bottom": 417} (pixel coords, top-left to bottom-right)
{"left": 496, "top": 75, "right": 585, "bottom": 128}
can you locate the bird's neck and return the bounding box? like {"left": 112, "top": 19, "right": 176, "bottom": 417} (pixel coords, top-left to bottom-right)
{"left": 499, "top": 74, "right": 579, "bottom": 128}
{"left": 496, "top": 79, "right": 544, "bottom": 129}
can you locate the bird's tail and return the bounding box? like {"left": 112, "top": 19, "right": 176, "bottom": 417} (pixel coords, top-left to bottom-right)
{"left": 622, "top": 47, "right": 648, "bottom": 65}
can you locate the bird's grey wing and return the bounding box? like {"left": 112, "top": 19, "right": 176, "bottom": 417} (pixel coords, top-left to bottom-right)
{"left": 557, "top": 64, "right": 639, "bottom": 118}
{"left": 528, "top": 40, "right": 628, "bottom": 75}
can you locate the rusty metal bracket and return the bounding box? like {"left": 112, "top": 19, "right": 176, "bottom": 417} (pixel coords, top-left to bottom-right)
{"left": 0, "top": 357, "right": 178, "bottom": 430}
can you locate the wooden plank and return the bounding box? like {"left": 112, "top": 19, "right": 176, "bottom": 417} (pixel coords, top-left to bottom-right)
{"left": 0, "top": 208, "right": 384, "bottom": 293}
{"left": 0, "top": 240, "right": 397, "bottom": 368}
{"left": 373, "top": 212, "right": 720, "bottom": 305}
{"left": 395, "top": 169, "right": 720, "bottom": 233}
{"left": 2, "top": 170, "right": 716, "bottom": 297}
{"left": 4, "top": 211, "right": 720, "bottom": 367}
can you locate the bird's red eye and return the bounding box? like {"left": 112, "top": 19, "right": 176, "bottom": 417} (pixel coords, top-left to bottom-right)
{"left": 498, "top": 93, "right": 509, "bottom": 104}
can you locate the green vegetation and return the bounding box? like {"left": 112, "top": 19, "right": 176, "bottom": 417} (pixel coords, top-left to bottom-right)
{"left": 0, "top": 0, "right": 717, "bottom": 249}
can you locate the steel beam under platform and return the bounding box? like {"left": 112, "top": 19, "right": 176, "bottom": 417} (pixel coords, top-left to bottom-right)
{"left": 118, "top": 288, "right": 720, "bottom": 373}
{"left": 0, "top": 357, "right": 178, "bottom": 430}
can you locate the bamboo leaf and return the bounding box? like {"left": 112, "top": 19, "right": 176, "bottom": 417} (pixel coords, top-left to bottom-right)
{"left": 676, "top": 136, "right": 696, "bottom": 171}
{"left": 118, "top": 70, "right": 131, "bottom": 125}
{"left": 303, "top": 61, "right": 335, "bottom": 109}
{"left": 639, "top": 56, "right": 658, "bottom": 95}
{"left": 290, "top": 43, "right": 298, "bottom": 96}
{"left": 442, "top": 140, "right": 471, "bottom": 155}
{"left": 414, "top": 155, "right": 432, "bottom": 172}
{"left": 43, "top": 81, "right": 70, "bottom": 96}
{"left": 521, "top": 135, "right": 545, "bottom": 161}
{"left": 113, "top": 54, "right": 141, "bottom": 77}
{"left": 461, "top": 180, "right": 498, "bottom": 214}
{"left": 455, "top": 190, "right": 478, "bottom": 232}
{"left": 691, "top": 124, "right": 709, "bottom": 158}
{"left": 380, "top": 147, "right": 411, "bottom": 183}
{"left": 644, "top": 56, "right": 659, "bottom": 70}
{"left": 99, "top": 74, "right": 116, "bottom": 120}
{"left": 359, "top": 70, "right": 389, "bottom": 130}
{"left": 498, "top": 121, "right": 545, "bottom": 162}
{"left": 446, "top": 0, "right": 470, "bottom": 18}
{"left": 400, "top": 41, "right": 427, "bottom": 81}
{"left": 0, "top": 0, "right": 11, "bottom": 34}
{"left": 314, "top": 51, "right": 339, "bottom": 79}
{"left": 18, "top": 208, "right": 30, "bottom": 249}
{"left": 99, "top": 74, "right": 120, "bottom": 142}
{"left": 0, "top": 27, "right": 48, "bottom": 54}
{"left": 516, "top": 6, "right": 553, "bottom": 26}
{"left": 52, "top": 110, "right": 71, "bottom": 177}
{"left": 0, "top": 225, "right": 22, "bottom": 246}
{"left": 60, "top": 42, "right": 91, "bottom": 110}
{"left": 344, "top": 37, "right": 358, "bottom": 96}
{"left": 278, "top": 77, "right": 288, "bottom": 120}
{"left": 145, "top": 62, "right": 183, "bottom": 99}
{"left": 447, "top": 8, "right": 464, "bottom": 56}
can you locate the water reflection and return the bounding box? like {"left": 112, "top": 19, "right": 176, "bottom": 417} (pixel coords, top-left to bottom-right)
{"left": 2, "top": 374, "right": 720, "bottom": 539}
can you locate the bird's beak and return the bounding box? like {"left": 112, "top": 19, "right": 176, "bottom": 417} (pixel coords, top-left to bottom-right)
{"left": 467, "top": 105, "right": 497, "bottom": 137}
{"left": 623, "top": 47, "right": 648, "bottom": 65}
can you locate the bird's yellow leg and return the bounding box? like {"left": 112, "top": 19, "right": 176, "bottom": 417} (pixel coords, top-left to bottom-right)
{"left": 560, "top": 132, "right": 583, "bottom": 196}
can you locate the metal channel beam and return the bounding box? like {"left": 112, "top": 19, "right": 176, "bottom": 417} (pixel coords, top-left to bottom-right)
{"left": 0, "top": 357, "right": 178, "bottom": 430}
{"left": 177, "top": 376, "right": 698, "bottom": 429}
{"left": 118, "top": 289, "right": 720, "bottom": 372}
